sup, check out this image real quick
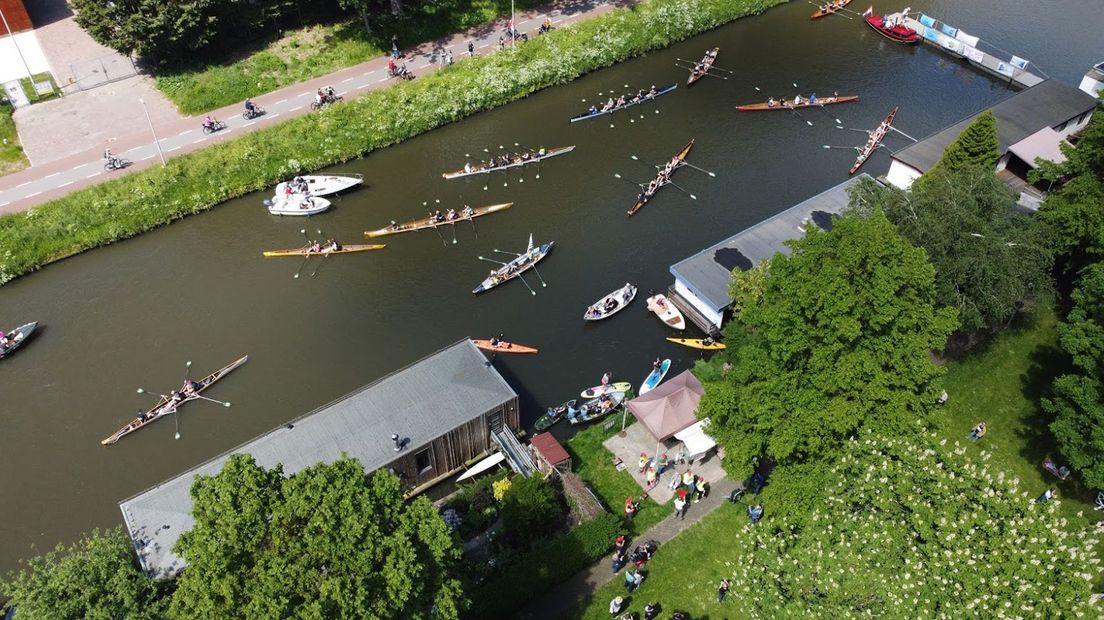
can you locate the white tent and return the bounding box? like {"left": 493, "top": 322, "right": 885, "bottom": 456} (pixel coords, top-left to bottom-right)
{"left": 674, "top": 418, "right": 716, "bottom": 462}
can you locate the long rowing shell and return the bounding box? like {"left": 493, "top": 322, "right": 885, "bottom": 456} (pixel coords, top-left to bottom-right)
{"left": 811, "top": 0, "right": 852, "bottom": 19}
{"left": 365, "top": 203, "right": 513, "bottom": 238}
{"left": 472, "top": 339, "right": 539, "bottom": 354}
{"left": 736, "top": 95, "right": 858, "bottom": 111}
{"left": 850, "top": 107, "right": 897, "bottom": 174}
{"left": 627, "top": 139, "right": 694, "bottom": 217}
{"left": 569, "top": 84, "right": 678, "bottom": 122}
{"left": 687, "top": 48, "right": 719, "bottom": 86}
{"left": 442, "top": 146, "right": 575, "bottom": 179}
{"left": 262, "top": 244, "right": 386, "bottom": 257}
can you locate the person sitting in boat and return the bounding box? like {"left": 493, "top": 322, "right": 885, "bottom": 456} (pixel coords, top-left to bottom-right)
{"left": 649, "top": 84, "right": 658, "bottom": 96}
{"left": 588, "top": 104, "right": 599, "bottom": 114}
{"left": 604, "top": 298, "right": 618, "bottom": 312}
{"left": 461, "top": 205, "right": 474, "bottom": 217}
{"left": 538, "top": 146, "right": 546, "bottom": 156}
{"left": 169, "top": 390, "right": 184, "bottom": 405}
{"left": 325, "top": 239, "right": 341, "bottom": 252}
{"left": 520, "top": 151, "right": 531, "bottom": 161}
{"left": 809, "top": 93, "right": 818, "bottom": 105}
{"left": 702, "top": 335, "right": 716, "bottom": 347}
{"left": 309, "top": 240, "right": 322, "bottom": 253}
{"left": 767, "top": 97, "right": 777, "bottom": 107}
{"left": 793, "top": 95, "right": 803, "bottom": 105}
{"left": 182, "top": 379, "right": 200, "bottom": 396}
{"left": 615, "top": 95, "right": 626, "bottom": 107}
{"left": 446, "top": 208, "right": 457, "bottom": 221}
{"left": 707, "top": 48, "right": 717, "bottom": 59}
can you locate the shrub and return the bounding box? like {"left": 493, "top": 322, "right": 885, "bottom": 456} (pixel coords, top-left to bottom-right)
{"left": 500, "top": 476, "right": 562, "bottom": 544}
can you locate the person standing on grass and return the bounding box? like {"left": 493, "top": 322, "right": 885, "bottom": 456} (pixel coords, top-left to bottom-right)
{"left": 717, "top": 578, "right": 731, "bottom": 602}
{"left": 624, "top": 568, "right": 638, "bottom": 592}
{"left": 748, "top": 503, "right": 764, "bottom": 525}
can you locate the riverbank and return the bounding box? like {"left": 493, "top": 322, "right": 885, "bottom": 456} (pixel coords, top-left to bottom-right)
{"left": 0, "top": 0, "right": 784, "bottom": 285}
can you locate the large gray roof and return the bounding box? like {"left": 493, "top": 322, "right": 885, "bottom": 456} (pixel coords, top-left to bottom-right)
{"left": 892, "top": 79, "right": 1097, "bottom": 173}
{"left": 120, "top": 339, "right": 516, "bottom": 578}
{"left": 670, "top": 175, "right": 869, "bottom": 313}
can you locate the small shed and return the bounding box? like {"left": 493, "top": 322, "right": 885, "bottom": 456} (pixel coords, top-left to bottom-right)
{"left": 531, "top": 432, "right": 571, "bottom": 477}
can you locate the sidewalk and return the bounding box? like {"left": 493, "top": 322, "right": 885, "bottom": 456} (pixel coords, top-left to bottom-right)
{"left": 0, "top": 0, "right": 624, "bottom": 215}
{"left": 517, "top": 477, "right": 740, "bottom": 620}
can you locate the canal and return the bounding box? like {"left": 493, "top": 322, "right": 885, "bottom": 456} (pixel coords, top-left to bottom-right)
{"left": 0, "top": 0, "right": 1097, "bottom": 573}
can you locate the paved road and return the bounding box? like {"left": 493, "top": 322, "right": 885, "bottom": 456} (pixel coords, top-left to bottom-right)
{"left": 0, "top": 0, "right": 618, "bottom": 215}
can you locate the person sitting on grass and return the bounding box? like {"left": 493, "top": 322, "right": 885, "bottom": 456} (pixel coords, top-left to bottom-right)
{"left": 968, "top": 422, "right": 987, "bottom": 441}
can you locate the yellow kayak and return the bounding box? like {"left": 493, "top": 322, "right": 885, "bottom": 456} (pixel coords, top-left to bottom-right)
{"left": 666, "top": 337, "right": 726, "bottom": 351}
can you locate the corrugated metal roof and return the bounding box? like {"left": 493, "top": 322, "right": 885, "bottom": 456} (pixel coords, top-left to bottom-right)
{"left": 119, "top": 339, "right": 516, "bottom": 578}
{"left": 669, "top": 175, "right": 870, "bottom": 313}
{"left": 892, "top": 79, "right": 1097, "bottom": 173}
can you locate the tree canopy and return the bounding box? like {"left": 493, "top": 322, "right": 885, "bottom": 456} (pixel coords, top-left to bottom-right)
{"left": 170, "top": 454, "right": 465, "bottom": 619}
{"left": 849, "top": 169, "right": 1053, "bottom": 334}
{"left": 707, "top": 211, "right": 957, "bottom": 474}
{"left": 1035, "top": 112, "right": 1104, "bottom": 269}
{"left": 0, "top": 528, "right": 168, "bottom": 620}
{"left": 725, "top": 433, "right": 1101, "bottom": 618}
{"left": 500, "top": 475, "right": 562, "bottom": 545}
{"left": 927, "top": 110, "right": 1001, "bottom": 176}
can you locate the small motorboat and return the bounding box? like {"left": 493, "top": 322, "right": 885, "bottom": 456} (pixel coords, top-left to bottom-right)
{"left": 274, "top": 174, "right": 363, "bottom": 197}
{"left": 646, "top": 294, "right": 686, "bottom": 330}
{"left": 568, "top": 392, "right": 627, "bottom": 425}
{"left": 640, "top": 359, "right": 671, "bottom": 395}
{"left": 0, "top": 322, "right": 38, "bottom": 360}
{"left": 265, "top": 195, "right": 332, "bottom": 216}
{"left": 865, "top": 13, "right": 920, "bottom": 44}
{"left": 581, "top": 381, "right": 633, "bottom": 399}
{"left": 534, "top": 399, "right": 577, "bottom": 431}
{"left": 584, "top": 283, "right": 637, "bottom": 321}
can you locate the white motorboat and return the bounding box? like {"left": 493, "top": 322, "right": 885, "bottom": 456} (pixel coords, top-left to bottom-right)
{"left": 265, "top": 195, "right": 332, "bottom": 216}
{"left": 274, "top": 174, "right": 363, "bottom": 197}
{"left": 646, "top": 294, "right": 686, "bottom": 330}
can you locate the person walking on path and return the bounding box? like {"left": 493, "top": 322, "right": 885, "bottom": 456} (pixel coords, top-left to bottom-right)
{"left": 468, "top": 40, "right": 475, "bottom": 56}
{"left": 717, "top": 578, "right": 731, "bottom": 602}
{"left": 391, "top": 34, "right": 401, "bottom": 58}
{"left": 674, "top": 490, "right": 688, "bottom": 520}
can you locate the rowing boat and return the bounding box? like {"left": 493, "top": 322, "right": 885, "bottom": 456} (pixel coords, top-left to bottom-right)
{"left": 570, "top": 84, "right": 678, "bottom": 122}
{"left": 473, "top": 234, "right": 554, "bottom": 294}
{"left": 687, "top": 48, "right": 719, "bottom": 86}
{"left": 535, "top": 399, "right": 576, "bottom": 431}
{"left": 584, "top": 283, "right": 637, "bottom": 321}
{"left": 568, "top": 392, "right": 627, "bottom": 425}
{"left": 646, "top": 294, "right": 686, "bottom": 330}
{"left": 442, "top": 146, "right": 575, "bottom": 179}
{"left": 262, "top": 244, "right": 385, "bottom": 257}
{"left": 850, "top": 107, "right": 897, "bottom": 174}
{"left": 101, "top": 355, "right": 248, "bottom": 445}
{"left": 736, "top": 95, "right": 858, "bottom": 111}
{"left": 365, "top": 203, "right": 513, "bottom": 238}
{"left": 0, "top": 322, "right": 38, "bottom": 360}
{"left": 265, "top": 195, "right": 332, "bottom": 216}
{"left": 274, "top": 173, "right": 363, "bottom": 197}
{"left": 865, "top": 14, "right": 920, "bottom": 44}
{"left": 628, "top": 139, "right": 694, "bottom": 217}
{"left": 640, "top": 359, "right": 671, "bottom": 395}
{"left": 472, "top": 339, "right": 539, "bottom": 354}
{"left": 581, "top": 381, "right": 633, "bottom": 399}
{"left": 811, "top": 0, "right": 851, "bottom": 19}
{"left": 666, "top": 337, "right": 726, "bottom": 350}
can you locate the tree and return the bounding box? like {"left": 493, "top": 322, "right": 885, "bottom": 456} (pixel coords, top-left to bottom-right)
{"left": 1035, "top": 112, "right": 1104, "bottom": 267}
{"left": 725, "top": 433, "right": 1101, "bottom": 618}
{"left": 1, "top": 528, "right": 169, "bottom": 620}
{"left": 1045, "top": 263, "right": 1104, "bottom": 488}
{"left": 71, "top": 0, "right": 218, "bottom": 65}
{"left": 500, "top": 476, "right": 562, "bottom": 545}
{"left": 707, "top": 211, "right": 957, "bottom": 474}
{"left": 849, "top": 169, "right": 1053, "bottom": 334}
{"left": 927, "top": 110, "right": 1001, "bottom": 176}
{"left": 170, "top": 454, "right": 465, "bottom": 619}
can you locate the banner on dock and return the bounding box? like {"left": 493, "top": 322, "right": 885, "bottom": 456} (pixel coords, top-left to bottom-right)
{"left": 954, "top": 30, "right": 980, "bottom": 47}
{"left": 996, "top": 62, "right": 1015, "bottom": 77}
{"left": 922, "top": 26, "right": 940, "bottom": 43}
{"left": 940, "top": 23, "right": 958, "bottom": 38}
{"left": 918, "top": 13, "right": 935, "bottom": 28}
{"left": 1010, "top": 56, "right": 1030, "bottom": 70}
{"left": 941, "top": 38, "right": 962, "bottom": 54}
{"left": 962, "top": 44, "right": 985, "bottom": 63}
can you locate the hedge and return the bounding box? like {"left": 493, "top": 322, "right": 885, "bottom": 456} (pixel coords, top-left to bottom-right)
{"left": 465, "top": 512, "right": 622, "bottom": 618}
{"left": 0, "top": 0, "right": 784, "bottom": 285}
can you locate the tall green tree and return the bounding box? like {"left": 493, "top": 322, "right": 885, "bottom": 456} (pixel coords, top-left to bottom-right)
{"left": 1035, "top": 112, "right": 1104, "bottom": 267}
{"left": 849, "top": 169, "right": 1053, "bottom": 334}
{"left": 725, "top": 433, "right": 1101, "bottom": 618}
{"left": 500, "top": 476, "right": 562, "bottom": 545}
{"left": 71, "top": 0, "right": 217, "bottom": 65}
{"left": 927, "top": 110, "right": 1001, "bottom": 176}
{"left": 707, "top": 211, "right": 957, "bottom": 474}
{"left": 170, "top": 454, "right": 465, "bottom": 619}
{"left": 1, "top": 528, "right": 169, "bottom": 620}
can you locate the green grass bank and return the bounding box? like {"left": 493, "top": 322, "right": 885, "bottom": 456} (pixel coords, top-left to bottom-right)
{"left": 0, "top": 0, "right": 785, "bottom": 285}
{"left": 0, "top": 105, "right": 28, "bottom": 177}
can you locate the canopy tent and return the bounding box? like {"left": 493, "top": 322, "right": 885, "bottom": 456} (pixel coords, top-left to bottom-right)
{"left": 674, "top": 418, "right": 717, "bottom": 461}
{"left": 1008, "top": 126, "right": 1069, "bottom": 169}
{"left": 626, "top": 370, "right": 704, "bottom": 441}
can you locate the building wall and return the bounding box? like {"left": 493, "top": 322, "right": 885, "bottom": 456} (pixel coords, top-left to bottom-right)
{"left": 1055, "top": 109, "right": 1094, "bottom": 139}
{"left": 673, "top": 279, "right": 724, "bottom": 329}
{"left": 0, "top": 0, "right": 32, "bottom": 35}
{"left": 0, "top": 29, "right": 50, "bottom": 84}
{"left": 885, "top": 159, "right": 923, "bottom": 190}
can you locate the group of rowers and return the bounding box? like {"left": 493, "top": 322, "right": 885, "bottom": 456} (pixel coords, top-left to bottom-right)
{"left": 765, "top": 92, "right": 839, "bottom": 108}
{"left": 689, "top": 48, "right": 718, "bottom": 79}
{"left": 855, "top": 121, "right": 891, "bottom": 165}
{"left": 306, "top": 238, "right": 343, "bottom": 253}
{"left": 816, "top": 0, "right": 847, "bottom": 13}
{"left": 430, "top": 205, "right": 476, "bottom": 223}
{"left": 638, "top": 155, "right": 682, "bottom": 201}
{"left": 0, "top": 329, "right": 25, "bottom": 354}
{"left": 587, "top": 85, "right": 661, "bottom": 115}
{"left": 462, "top": 147, "right": 548, "bottom": 174}
{"left": 137, "top": 379, "right": 201, "bottom": 422}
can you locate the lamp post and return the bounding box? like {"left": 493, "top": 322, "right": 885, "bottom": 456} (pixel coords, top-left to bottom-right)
{"left": 0, "top": 5, "right": 35, "bottom": 83}
{"left": 139, "top": 98, "right": 166, "bottom": 165}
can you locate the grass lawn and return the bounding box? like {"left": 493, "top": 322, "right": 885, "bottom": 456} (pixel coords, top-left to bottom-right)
{"left": 0, "top": 105, "right": 28, "bottom": 177}
{"left": 566, "top": 420, "right": 668, "bottom": 536}
{"left": 156, "top": 0, "right": 540, "bottom": 114}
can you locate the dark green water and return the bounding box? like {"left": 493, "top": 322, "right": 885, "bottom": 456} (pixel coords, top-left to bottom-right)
{"left": 0, "top": 0, "right": 1097, "bottom": 573}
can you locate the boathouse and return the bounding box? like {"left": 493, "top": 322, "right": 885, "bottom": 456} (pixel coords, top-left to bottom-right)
{"left": 119, "top": 339, "right": 520, "bottom": 578}
{"left": 885, "top": 80, "right": 1098, "bottom": 206}
{"left": 667, "top": 174, "right": 870, "bottom": 334}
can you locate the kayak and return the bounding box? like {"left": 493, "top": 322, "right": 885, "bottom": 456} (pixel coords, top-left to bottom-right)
{"left": 640, "top": 359, "right": 671, "bottom": 394}
{"left": 534, "top": 399, "right": 577, "bottom": 431}
{"left": 584, "top": 283, "right": 637, "bottom": 321}
{"left": 666, "top": 337, "right": 726, "bottom": 351}
{"left": 568, "top": 392, "right": 627, "bottom": 425}
{"left": 581, "top": 381, "right": 633, "bottom": 399}
{"left": 472, "top": 339, "right": 539, "bottom": 354}
{"left": 262, "top": 244, "right": 385, "bottom": 257}
{"left": 646, "top": 295, "right": 686, "bottom": 330}
{"left": 0, "top": 322, "right": 38, "bottom": 360}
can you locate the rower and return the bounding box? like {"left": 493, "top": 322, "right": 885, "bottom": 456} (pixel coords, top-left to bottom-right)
{"left": 462, "top": 205, "right": 474, "bottom": 217}
{"left": 589, "top": 104, "right": 598, "bottom": 114}
{"left": 434, "top": 209, "right": 443, "bottom": 222}
{"left": 325, "top": 238, "right": 341, "bottom": 251}
{"left": 538, "top": 146, "right": 546, "bottom": 156}
{"left": 809, "top": 93, "right": 818, "bottom": 105}
{"left": 793, "top": 95, "right": 803, "bottom": 105}
{"left": 169, "top": 390, "right": 184, "bottom": 404}
{"left": 767, "top": 97, "right": 776, "bottom": 107}
{"left": 606, "top": 97, "right": 614, "bottom": 109}
{"left": 616, "top": 95, "right": 625, "bottom": 106}
{"left": 309, "top": 240, "right": 322, "bottom": 253}
{"left": 390, "top": 220, "right": 401, "bottom": 231}
{"left": 446, "top": 208, "right": 456, "bottom": 220}
{"left": 490, "top": 335, "right": 502, "bottom": 347}
{"left": 649, "top": 84, "right": 657, "bottom": 96}
{"left": 464, "top": 162, "right": 473, "bottom": 173}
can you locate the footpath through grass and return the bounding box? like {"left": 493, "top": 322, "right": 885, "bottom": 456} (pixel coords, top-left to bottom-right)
{"left": 157, "top": 0, "right": 540, "bottom": 114}
{"left": 0, "top": 105, "right": 28, "bottom": 177}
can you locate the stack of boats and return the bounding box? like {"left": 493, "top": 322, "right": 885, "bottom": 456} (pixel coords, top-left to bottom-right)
{"left": 264, "top": 173, "right": 363, "bottom": 215}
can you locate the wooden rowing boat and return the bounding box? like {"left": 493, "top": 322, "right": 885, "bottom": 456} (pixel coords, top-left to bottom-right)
{"left": 584, "top": 283, "right": 637, "bottom": 321}
{"left": 811, "top": 0, "right": 851, "bottom": 19}
{"left": 101, "top": 355, "right": 248, "bottom": 445}
{"left": 646, "top": 294, "right": 686, "bottom": 330}
{"left": 687, "top": 48, "right": 719, "bottom": 86}
{"left": 850, "top": 107, "right": 897, "bottom": 174}
{"left": 568, "top": 392, "right": 626, "bottom": 425}
{"left": 0, "top": 322, "right": 38, "bottom": 360}
{"left": 365, "top": 203, "right": 512, "bottom": 238}
{"left": 570, "top": 84, "right": 677, "bottom": 122}
{"left": 736, "top": 95, "right": 858, "bottom": 111}
{"left": 628, "top": 139, "right": 694, "bottom": 217}
{"left": 472, "top": 339, "right": 539, "bottom": 354}
{"left": 473, "top": 234, "right": 554, "bottom": 294}
{"left": 262, "top": 244, "right": 385, "bottom": 257}
{"left": 666, "top": 337, "right": 726, "bottom": 351}
{"left": 442, "top": 146, "right": 575, "bottom": 179}
{"left": 865, "top": 14, "right": 920, "bottom": 44}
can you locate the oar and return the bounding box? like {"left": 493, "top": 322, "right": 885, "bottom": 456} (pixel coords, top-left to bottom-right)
{"left": 528, "top": 258, "right": 548, "bottom": 288}
{"left": 293, "top": 254, "right": 311, "bottom": 279}
{"left": 888, "top": 125, "right": 918, "bottom": 142}
{"left": 423, "top": 201, "right": 446, "bottom": 246}
{"left": 310, "top": 252, "right": 329, "bottom": 277}
{"left": 465, "top": 206, "right": 479, "bottom": 238}
{"left": 815, "top": 106, "right": 844, "bottom": 125}
{"left": 514, "top": 271, "right": 537, "bottom": 296}
{"left": 613, "top": 173, "right": 646, "bottom": 188}
{"left": 667, "top": 180, "right": 697, "bottom": 200}
{"left": 680, "top": 161, "right": 717, "bottom": 177}
{"left": 676, "top": 59, "right": 734, "bottom": 73}
{"left": 479, "top": 255, "right": 508, "bottom": 265}
{"left": 822, "top": 144, "right": 862, "bottom": 151}
{"left": 451, "top": 221, "right": 458, "bottom": 244}
{"left": 789, "top": 107, "right": 813, "bottom": 126}
{"left": 174, "top": 407, "right": 182, "bottom": 440}
{"left": 493, "top": 248, "right": 521, "bottom": 257}
{"left": 193, "top": 394, "right": 232, "bottom": 408}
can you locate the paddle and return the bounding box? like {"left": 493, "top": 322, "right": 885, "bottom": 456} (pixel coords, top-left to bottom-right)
{"left": 310, "top": 252, "right": 329, "bottom": 277}
{"left": 666, "top": 180, "right": 697, "bottom": 201}
{"left": 613, "top": 173, "right": 647, "bottom": 188}
{"left": 193, "top": 394, "right": 232, "bottom": 408}
{"left": 680, "top": 161, "right": 717, "bottom": 177}
{"left": 424, "top": 201, "right": 447, "bottom": 246}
